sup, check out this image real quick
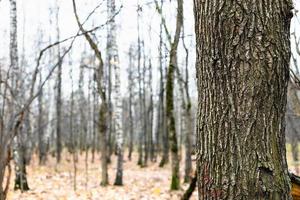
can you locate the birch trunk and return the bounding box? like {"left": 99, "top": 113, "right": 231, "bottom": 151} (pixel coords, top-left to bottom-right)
{"left": 107, "top": 0, "right": 123, "bottom": 185}
{"left": 9, "top": 0, "right": 30, "bottom": 191}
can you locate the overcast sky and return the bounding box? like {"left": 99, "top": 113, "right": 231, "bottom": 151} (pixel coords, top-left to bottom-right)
{"left": 0, "top": 0, "right": 299, "bottom": 100}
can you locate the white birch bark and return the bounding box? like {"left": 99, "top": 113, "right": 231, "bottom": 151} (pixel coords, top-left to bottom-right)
{"left": 107, "top": 0, "right": 123, "bottom": 185}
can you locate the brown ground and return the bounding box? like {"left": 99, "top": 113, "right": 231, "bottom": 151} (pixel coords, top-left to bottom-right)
{"left": 6, "top": 151, "right": 198, "bottom": 200}
{"left": 5, "top": 145, "right": 300, "bottom": 200}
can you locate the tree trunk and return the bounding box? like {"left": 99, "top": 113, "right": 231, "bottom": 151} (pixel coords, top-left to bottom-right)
{"left": 106, "top": 3, "right": 113, "bottom": 163}
{"left": 106, "top": 0, "right": 123, "bottom": 185}
{"left": 184, "top": 109, "right": 192, "bottom": 183}
{"left": 99, "top": 103, "right": 109, "bottom": 186}
{"left": 55, "top": 2, "right": 62, "bottom": 163}
{"left": 194, "top": 0, "right": 293, "bottom": 199}
{"left": 13, "top": 136, "right": 29, "bottom": 191}
{"left": 181, "top": 22, "right": 193, "bottom": 183}
{"left": 9, "top": 0, "right": 30, "bottom": 192}
{"left": 72, "top": 0, "right": 109, "bottom": 187}
{"left": 142, "top": 46, "right": 148, "bottom": 167}
{"left": 38, "top": 73, "right": 47, "bottom": 165}
{"left": 288, "top": 84, "right": 300, "bottom": 163}
{"left": 128, "top": 46, "right": 134, "bottom": 161}
{"left": 157, "top": 0, "right": 168, "bottom": 168}
{"left": 136, "top": 3, "right": 145, "bottom": 167}
{"left": 91, "top": 82, "right": 97, "bottom": 163}
{"left": 165, "top": 0, "right": 183, "bottom": 190}
{"left": 0, "top": 150, "right": 8, "bottom": 199}
{"left": 148, "top": 59, "right": 154, "bottom": 162}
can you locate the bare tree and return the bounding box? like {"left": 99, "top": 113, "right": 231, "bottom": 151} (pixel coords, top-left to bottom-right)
{"left": 154, "top": 0, "right": 183, "bottom": 190}
{"left": 72, "top": 0, "right": 110, "bottom": 186}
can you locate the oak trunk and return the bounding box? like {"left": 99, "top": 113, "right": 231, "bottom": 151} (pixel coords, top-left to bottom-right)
{"left": 194, "top": 0, "right": 293, "bottom": 199}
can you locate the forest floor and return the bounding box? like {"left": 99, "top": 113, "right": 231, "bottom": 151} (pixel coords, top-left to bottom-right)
{"left": 6, "top": 151, "right": 198, "bottom": 200}
{"left": 5, "top": 146, "right": 300, "bottom": 200}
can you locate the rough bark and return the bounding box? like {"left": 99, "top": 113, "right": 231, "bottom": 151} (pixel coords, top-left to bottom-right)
{"left": 194, "top": 0, "right": 293, "bottom": 199}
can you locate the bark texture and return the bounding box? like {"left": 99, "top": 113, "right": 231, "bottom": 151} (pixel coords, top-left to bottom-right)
{"left": 194, "top": 0, "right": 293, "bottom": 199}
{"left": 10, "top": 0, "right": 30, "bottom": 192}
{"left": 107, "top": 0, "right": 123, "bottom": 185}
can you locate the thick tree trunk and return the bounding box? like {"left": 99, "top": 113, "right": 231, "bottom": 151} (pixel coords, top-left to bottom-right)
{"left": 194, "top": 0, "right": 293, "bottom": 199}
